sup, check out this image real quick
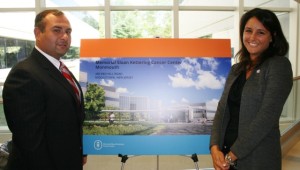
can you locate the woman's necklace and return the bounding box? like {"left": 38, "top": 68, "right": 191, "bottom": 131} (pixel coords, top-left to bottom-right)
{"left": 246, "top": 65, "right": 254, "bottom": 79}
{"left": 246, "top": 56, "right": 258, "bottom": 79}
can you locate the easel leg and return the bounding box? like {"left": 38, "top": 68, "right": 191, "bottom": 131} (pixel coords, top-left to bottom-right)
{"left": 118, "top": 154, "right": 199, "bottom": 170}
{"left": 191, "top": 153, "right": 199, "bottom": 170}
{"left": 181, "top": 153, "right": 199, "bottom": 170}
{"left": 118, "top": 154, "right": 128, "bottom": 170}
{"left": 118, "top": 154, "right": 140, "bottom": 170}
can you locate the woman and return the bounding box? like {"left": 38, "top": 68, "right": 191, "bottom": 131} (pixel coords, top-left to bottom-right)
{"left": 210, "top": 8, "right": 293, "bottom": 170}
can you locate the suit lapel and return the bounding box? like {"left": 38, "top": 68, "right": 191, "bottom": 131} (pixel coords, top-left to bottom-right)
{"left": 31, "top": 49, "right": 81, "bottom": 107}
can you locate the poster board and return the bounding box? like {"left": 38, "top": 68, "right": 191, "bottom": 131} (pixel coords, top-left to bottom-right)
{"left": 79, "top": 39, "right": 231, "bottom": 155}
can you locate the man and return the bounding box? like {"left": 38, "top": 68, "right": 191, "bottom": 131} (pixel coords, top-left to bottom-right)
{"left": 3, "top": 9, "right": 87, "bottom": 170}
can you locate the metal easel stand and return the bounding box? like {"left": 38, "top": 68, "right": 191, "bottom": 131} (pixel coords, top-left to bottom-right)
{"left": 118, "top": 154, "right": 139, "bottom": 170}
{"left": 181, "top": 153, "right": 199, "bottom": 170}
{"left": 118, "top": 153, "right": 199, "bottom": 170}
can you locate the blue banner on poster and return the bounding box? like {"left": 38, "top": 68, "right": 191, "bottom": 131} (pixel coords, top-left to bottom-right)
{"left": 83, "top": 135, "right": 210, "bottom": 155}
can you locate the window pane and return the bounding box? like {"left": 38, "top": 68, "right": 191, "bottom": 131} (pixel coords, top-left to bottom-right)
{"left": 64, "top": 11, "right": 104, "bottom": 47}
{"left": 0, "top": 37, "right": 34, "bottom": 69}
{"left": 179, "top": 0, "right": 234, "bottom": 6}
{"left": 111, "top": 0, "right": 172, "bottom": 6}
{"left": 0, "top": 38, "right": 4, "bottom": 69}
{"left": 0, "top": 12, "right": 35, "bottom": 41}
{"left": 46, "top": 0, "right": 104, "bottom": 7}
{"left": 0, "top": 12, "right": 35, "bottom": 68}
{"left": 277, "top": 12, "right": 289, "bottom": 52}
{"left": 179, "top": 11, "right": 234, "bottom": 40}
{"left": 245, "top": 0, "right": 289, "bottom": 8}
{"left": 111, "top": 11, "right": 172, "bottom": 38}
{"left": 5, "top": 38, "right": 19, "bottom": 67}
{"left": 0, "top": 0, "right": 34, "bottom": 8}
{"left": 0, "top": 103, "right": 7, "bottom": 127}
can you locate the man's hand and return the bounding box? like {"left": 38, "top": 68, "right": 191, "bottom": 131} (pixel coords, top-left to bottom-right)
{"left": 210, "top": 145, "right": 230, "bottom": 170}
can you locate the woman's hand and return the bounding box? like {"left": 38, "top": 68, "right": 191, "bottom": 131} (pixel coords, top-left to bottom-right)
{"left": 210, "top": 145, "right": 230, "bottom": 170}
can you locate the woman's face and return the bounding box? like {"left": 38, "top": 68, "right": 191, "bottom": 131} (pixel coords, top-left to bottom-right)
{"left": 243, "top": 17, "right": 272, "bottom": 60}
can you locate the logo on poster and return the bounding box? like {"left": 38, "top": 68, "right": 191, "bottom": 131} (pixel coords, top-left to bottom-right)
{"left": 94, "top": 140, "right": 103, "bottom": 150}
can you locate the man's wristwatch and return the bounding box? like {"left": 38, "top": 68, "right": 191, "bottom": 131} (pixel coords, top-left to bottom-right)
{"left": 225, "top": 154, "right": 236, "bottom": 166}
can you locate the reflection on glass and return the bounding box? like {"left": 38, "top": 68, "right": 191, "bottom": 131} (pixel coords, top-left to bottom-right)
{"left": 179, "top": 0, "right": 234, "bottom": 6}
{"left": 296, "top": 79, "right": 300, "bottom": 121}
{"left": 179, "top": 11, "right": 233, "bottom": 39}
{"left": 46, "top": 0, "right": 104, "bottom": 7}
{"left": 277, "top": 12, "right": 289, "bottom": 45}
{"left": 0, "top": 103, "right": 6, "bottom": 127}
{"left": 244, "top": 0, "right": 289, "bottom": 8}
{"left": 0, "top": 38, "right": 4, "bottom": 69}
{"left": 111, "top": 11, "right": 172, "bottom": 38}
{"left": 0, "top": 37, "right": 34, "bottom": 69}
{"left": 0, "top": 12, "right": 35, "bottom": 41}
{"left": 111, "top": 0, "right": 172, "bottom": 6}
{"left": 280, "top": 78, "right": 300, "bottom": 134}
{"left": 0, "top": 0, "right": 34, "bottom": 8}
{"left": 63, "top": 11, "right": 104, "bottom": 46}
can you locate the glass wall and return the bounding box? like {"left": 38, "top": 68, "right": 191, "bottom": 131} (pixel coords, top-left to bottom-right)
{"left": 245, "top": 0, "right": 290, "bottom": 8}
{"left": 296, "top": 78, "right": 300, "bottom": 121}
{"left": 63, "top": 11, "right": 104, "bottom": 46}
{"left": 45, "top": 0, "right": 105, "bottom": 7}
{"left": 280, "top": 77, "right": 300, "bottom": 134}
{"left": 179, "top": 0, "right": 234, "bottom": 6}
{"left": 0, "top": 0, "right": 35, "bottom": 8}
{"left": 0, "top": 0, "right": 299, "bottom": 134}
{"left": 0, "top": 37, "right": 35, "bottom": 69}
{"left": 0, "top": 82, "right": 4, "bottom": 127}
{"left": 179, "top": 11, "right": 234, "bottom": 39}
{"left": 111, "top": 0, "right": 172, "bottom": 6}
{"left": 111, "top": 11, "right": 172, "bottom": 38}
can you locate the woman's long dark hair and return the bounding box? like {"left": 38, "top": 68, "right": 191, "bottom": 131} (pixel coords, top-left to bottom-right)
{"left": 235, "top": 8, "right": 289, "bottom": 73}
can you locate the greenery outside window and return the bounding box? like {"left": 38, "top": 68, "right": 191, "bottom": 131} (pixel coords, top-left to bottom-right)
{"left": 111, "top": 11, "right": 172, "bottom": 38}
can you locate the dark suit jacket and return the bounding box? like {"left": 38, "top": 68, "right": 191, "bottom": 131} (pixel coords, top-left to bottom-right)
{"left": 210, "top": 56, "right": 293, "bottom": 170}
{"left": 3, "top": 48, "right": 85, "bottom": 170}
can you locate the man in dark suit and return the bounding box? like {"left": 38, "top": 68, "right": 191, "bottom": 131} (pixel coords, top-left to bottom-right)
{"left": 3, "top": 9, "right": 87, "bottom": 170}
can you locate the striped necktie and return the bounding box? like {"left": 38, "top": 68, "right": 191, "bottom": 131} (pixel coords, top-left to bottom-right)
{"left": 59, "top": 61, "right": 81, "bottom": 103}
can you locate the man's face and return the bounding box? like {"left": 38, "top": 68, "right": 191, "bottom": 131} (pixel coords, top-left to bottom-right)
{"left": 35, "top": 14, "right": 72, "bottom": 60}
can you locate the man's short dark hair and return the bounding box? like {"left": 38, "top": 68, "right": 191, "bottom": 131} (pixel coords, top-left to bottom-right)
{"left": 35, "top": 9, "right": 64, "bottom": 32}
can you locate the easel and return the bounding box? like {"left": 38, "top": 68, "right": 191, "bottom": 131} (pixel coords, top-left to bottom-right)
{"left": 118, "top": 154, "right": 137, "bottom": 170}
{"left": 181, "top": 153, "right": 200, "bottom": 170}
{"left": 118, "top": 153, "right": 199, "bottom": 170}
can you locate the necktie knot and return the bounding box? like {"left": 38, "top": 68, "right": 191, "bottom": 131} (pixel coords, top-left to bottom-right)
{"left": 59, "top": 61, "right": 68, "bottom": 73}
{"left": 60, "top": 61, "right": 81, "bottom": 103}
